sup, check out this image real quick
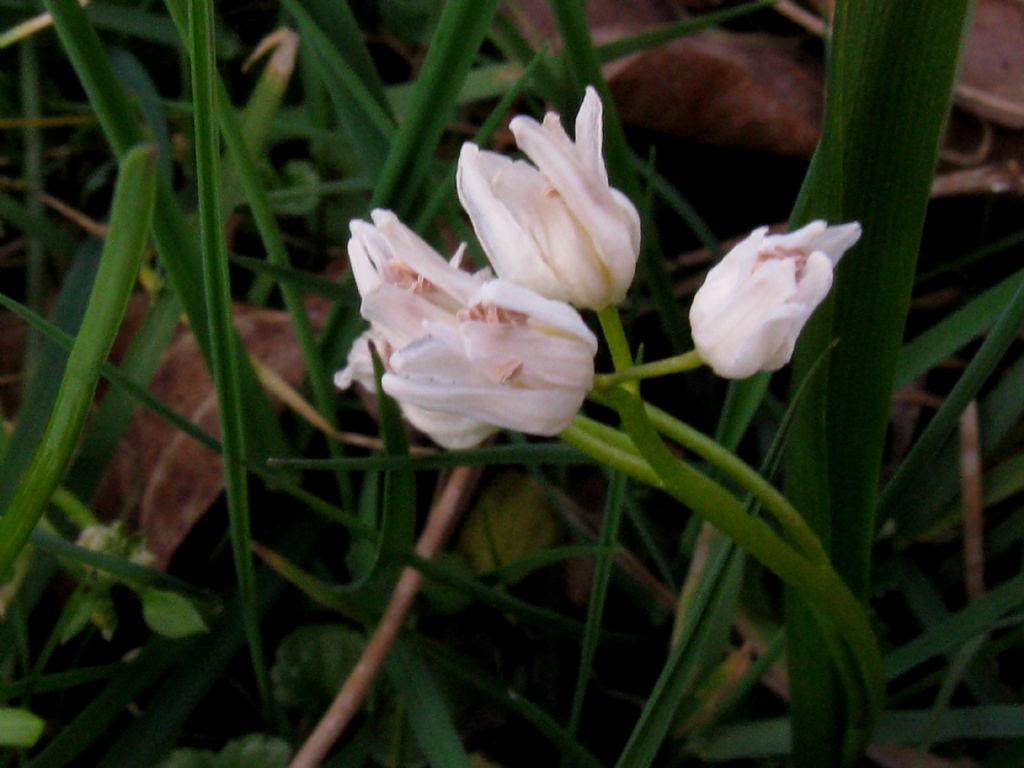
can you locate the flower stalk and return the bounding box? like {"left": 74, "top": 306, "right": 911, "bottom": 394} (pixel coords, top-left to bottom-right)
{"left": 593, "top": 350, "right": 703, "bottom": 390}
{"left": 575, "top": 307, "right": 883, "bottom": 764}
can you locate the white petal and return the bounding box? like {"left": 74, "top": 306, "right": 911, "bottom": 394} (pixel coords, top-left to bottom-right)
{"left": 369, "top": 209, "right": 479, "bottom": 304}
{"left": 574, "top": 86, "right": 607, "bottom": 183}
{"left": 400, "top": 403, "right": 497, "bottom": 449}
{"left": 809, "top": 222, "right": 862, "bottom": 265}
{"left": 459, "top": 322, "right": 595, "bottom": 390}
{"left": 472, "top": 279, "right": 598, "bottom": 352}
{"left": 383, "top": 374, "right": 585, "bottom": 436}
{"left": 456, "top": 144, "right": 565, "bottom": 297}
{"left": 511, "top": 105, "right": 640, "bottom": 306}
{"left": 334, "top": 330, "right": 378, "bottom": 392}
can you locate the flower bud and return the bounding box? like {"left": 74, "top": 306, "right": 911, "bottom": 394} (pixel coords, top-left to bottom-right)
{"left": 335, "top": 210, "right": 597, "bottom": 448}
{"left": 689, "top": 220, "right": 862, "bottom": 379}
{"left": 457, "top": 86, "right": 641, "bottom": 309}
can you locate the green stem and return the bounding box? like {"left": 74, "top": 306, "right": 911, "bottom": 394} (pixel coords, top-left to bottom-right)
{"left": 644, "top": 400, "right": 825, "bottom": 564}
{"left": 593, "top": 350, "right": 703, "bottom": 390}
{"left": 610, "top": 386, "right": 881, "bottom": 759}
{"left": 187, "top": 0, "right": 270, "bottom": 720}
{"left": 597, "top": 305, "right": 634, "bottom": 373}
{"left": 559, "top": 421, "right": 659, "bottom": 488}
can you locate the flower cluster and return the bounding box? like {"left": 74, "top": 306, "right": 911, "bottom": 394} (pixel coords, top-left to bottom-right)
{"left": 334, "top": 211, "right": 597, "bottom": 449}
{"left": 335, "top": 88, "right": 861, "bottom": 447}
{"left": 336, "top": 88, "right": 633, "bottom": 447}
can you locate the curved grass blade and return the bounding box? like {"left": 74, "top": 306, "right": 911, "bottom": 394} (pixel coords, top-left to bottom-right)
{"left": 370, "top": 0, "right": 501, "bottom": 217}
{"left": 565, "top": 471, "right": 627, "bottom": 754}
{"left": 187, "top": 0, "right": 269, "bottom": 718}
{"left": 410, "top": 637, "right": 605, "bottom": 768}
{"left": 896, "top": 266, "right": 1024, "bottom": 388}
{"left": 42, "top": 0, "right": 290, "bottom": 467}
{"left": 0, "top": 144, "right": 156, "bottom": 578}
{"left": 385, "top": 645, "right": 472, "bottom": 768}
{"left": 268, "top": 443, "right": 592, "bottom": 471}
{"left": 0, "top": 241, "right": 101, "bottom": 515}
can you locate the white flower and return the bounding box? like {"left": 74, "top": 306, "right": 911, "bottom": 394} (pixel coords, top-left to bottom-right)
{"left": 689, "top": 220, "right": 862, "bottom": 379}
{"left": 335, "top": 210, "right": 598, "bottom": 448}
{"left": 457, "top": 86, "right": 641, "bottom": 310}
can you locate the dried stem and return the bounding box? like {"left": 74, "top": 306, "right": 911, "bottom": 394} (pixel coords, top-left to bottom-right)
{"left": 959, "top": 400, "right": 986, "bottom": 602}
{"left": 288, "top": 466, "right": 477, "bottom": 768}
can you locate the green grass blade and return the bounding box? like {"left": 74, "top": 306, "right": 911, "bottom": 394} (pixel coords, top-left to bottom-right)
{"left": 65, "top": 289, "right": 182, "bottom": 498}
{"left": 228, "top": 252, "right": 351, "bottom": 300}
{"left": 0, "top": 190, "right": 76, "bottom": 260}
{"left": 299, "top": 0, "right": 390, "bottom": 112}
{"left": 0, "top": 242, "right": 100, "bottom": 514}
{"left": 612, "top": 543, "right": 744, "bottom": 768}
{"left": 884, "top": 571, "right": 1024, "bottom": 681}
{"left": 40, "top": 0, "right": 209, "bottom": 340}
{"left": 268, "top": 443, "right": 592, "bottom": 471}
{"left": 162, "top": 0, "right": 351, "bottom": 507}
{"left": 29, "top": 530, "right": 219, "bottom": 609}
{"left": 0, "top": 664, "right": 124, "bottom": 699}
{"left": 879, "top": 271, "right": 1024, "bottom": 521}
{"left": 0, "top": 144, "right": 156, "bottom": 578}
{"left": 896, "top": 266, "right": 1024, "bottom": 387}
{"left": 565, "top": 472, "right": 626, "bottom": 752}
{"left": 280, "top": 0, "right": 394, "bottom": 175}
{"left": 24, "top": 639, "right": 178, "bottom": 768}
{"left": 595, "top": 0, "right": 774, "bottom": 62}
{"left": 44, "top": 0, "right": 293, "bottom": 472}
{"left": 370, "top": 0, "right": 500, "bottom": 216}
{"left": 386, "top": 645, "right": 472, "bottom": 768}
{"left": 187, "top": 0, "right": 269, "bottom": 719}
{"left": 783, "top": 3, "right": 972, "bottom": 763}
{"left": 410, "top": 638, "right": 605, "bottom": 768}
{"left": 0, "top": 291, "right": 376, "bottom": 543}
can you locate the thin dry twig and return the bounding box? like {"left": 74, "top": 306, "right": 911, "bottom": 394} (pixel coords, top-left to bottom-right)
{"left": 773, "top": 0, "right": 827, "bottom": 36}
{"left": 288, "top": 466, "right": 477, "bottom": 768}
{"left": 932, "top": 160, "right": 1024, "bottom": 197}
{"left": 960, "top": 400, "right": 986, "bottom": 602}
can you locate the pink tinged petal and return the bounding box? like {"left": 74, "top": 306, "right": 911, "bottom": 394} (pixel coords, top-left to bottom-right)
{"left": 388, "top": 335, "right": 493, "bottom": 388}
{"left": 360, "top": 286, "right": 456, "bottom": 348}
{"left": 369, "top": 209, "right": 479, "bottom": 305}
{"left": 456, "top": 144, "right": 565, "bottom": 297}
{"left": 790, "top": 251, "right": 834, "bottom": 306}
{"left": 472, "top": 280, "right": 598, "bottom": 352}
{"left": 511, "top": 104, "right": 640, "bottom": 306}
{"left": 458, "top": 322, "right": 595, "bottom": 390}
{"left": 382, "top": 374, "right": 585, "bottom": 437}
{"left": 766, "top": 220, "right": 828, "bottom": 253}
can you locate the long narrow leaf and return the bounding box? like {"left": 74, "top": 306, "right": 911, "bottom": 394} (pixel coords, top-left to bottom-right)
{"left": 187, "top": 0, "right": 269, "bottom": 717}
{"left": 783, "top": 3, "right": 972, "bottom": 763}
{"left": 0, "top": 145, "right": 156, "bottom": 576}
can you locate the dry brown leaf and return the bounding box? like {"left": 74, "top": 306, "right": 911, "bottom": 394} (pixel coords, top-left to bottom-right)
{"left": 93, "top": 304, "right": 321, "bottom": 568}
{"left": 956, "top": 0, "right": 1024, "bottom": 129}
{"left": 606, "top": 31, "right": 823, "bottom": 157}
{"left": 508, "top": 0, "right": 824, "bottom": 157}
